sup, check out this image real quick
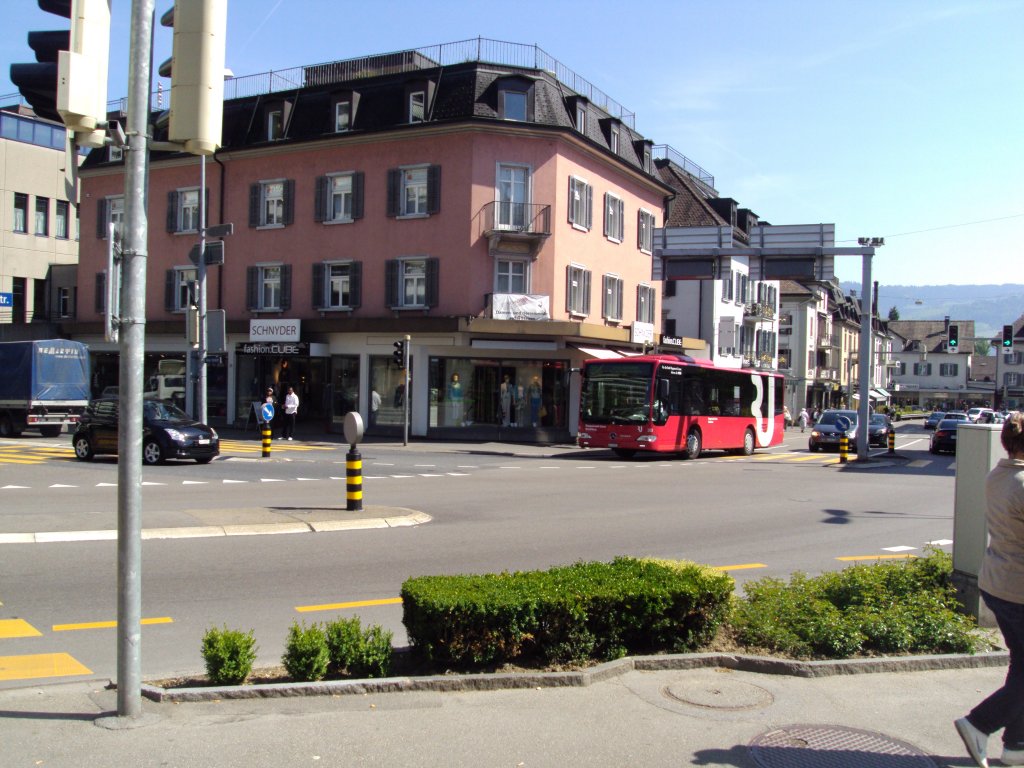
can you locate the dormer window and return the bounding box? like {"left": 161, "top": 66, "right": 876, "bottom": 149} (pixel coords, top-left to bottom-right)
{"left": 409, "top": 90, "right": 426, "bottom": 123}
{"left": 502, "top": 91, "right": 527, "bottom": 122}
{"left": 576, "top": 104, "right": 586, "bottom": 133}
{"left": 610, "top": 124, "right": 619, "bottom": 154}
{"left": 267, "top": 110, "right": 283, "bottom": 141}
{"left": 335, "top": 101, "right": 351, "bottom": 132}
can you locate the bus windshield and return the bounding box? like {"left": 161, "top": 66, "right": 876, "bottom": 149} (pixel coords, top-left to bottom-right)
{"left": 580, "top": 362, "right": 654, "bottom": 425}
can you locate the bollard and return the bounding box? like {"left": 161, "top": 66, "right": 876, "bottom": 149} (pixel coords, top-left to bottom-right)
{"left": 261, "top": 424, "right": 272, "bottom": 457}
{"left": 346, "top": 445, "right": 362, "bottom": 511}
{"left": 839, "top": 434, "right": 849, "bottom": 463}
{"left": 888, "top": 430, "right": 896, "bottom": 454}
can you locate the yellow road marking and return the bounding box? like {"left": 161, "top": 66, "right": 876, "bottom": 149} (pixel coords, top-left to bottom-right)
{"left": 295, "top": 597, "right": 403, "bottom": 613}
{"left": 711, "top": 563, "right": 767, "bottom": 571}
{"left": 753, "top": 452, "right": 796, "bottom": 460}
{"left": 52, "top": 617, "right": 173, "bottom": 632}
{"left": 836, "top": 554, "right": 917, "bottom": 561}
{"left": 791, "top": 454, "right": 829, "bottom": 462}
{"left": 0, "top": 458, "right": 44, "bottom": 464}
{"left": 0, "top": 653, "right": 92, "bottom": 681}
{"left": 0, "top": 618, "right": 42, "bottom": 638}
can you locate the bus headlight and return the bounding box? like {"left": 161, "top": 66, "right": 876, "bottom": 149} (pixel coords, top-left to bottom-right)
{"left": 637, "top": 434, "right": 657, "bottom": 443}
{"left": 577, "top": 431, "right": 591, "bottom": 440}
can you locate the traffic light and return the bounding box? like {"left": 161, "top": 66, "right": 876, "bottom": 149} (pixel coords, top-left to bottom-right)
{"left": 1004, "top": 325, "right": 1015, "bottom": 349}
{"left": 159, "top": 0, "right": 228, "bottom": 156}
{"left": 9, "top": 0, "right": 110, "bottom": 148}
{"left": 392, "top": 340, "right": 406, "bottom": 368}
{"left": 947, "top": 324, "right": 959, "bottom": 351}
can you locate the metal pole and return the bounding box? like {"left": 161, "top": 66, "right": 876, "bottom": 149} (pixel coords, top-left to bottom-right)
{"left": 856, "top": 249, "right": 874, "bottom": 459}
{"left": 117, "top": 0, "right": 155, "bottom": 719}
{"left": 198, "top": 155, "right": 207, "bottom": 424}
{"left": 403, "top": 335, "right": 410, "bottom": 446}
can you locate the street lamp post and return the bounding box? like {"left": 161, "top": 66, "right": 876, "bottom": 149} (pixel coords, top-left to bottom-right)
{"left": 855, "top": 237, "right": 884, "bottom": 459}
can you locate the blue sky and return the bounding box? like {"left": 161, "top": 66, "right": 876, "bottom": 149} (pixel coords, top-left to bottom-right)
{"left": 3, "top": 0, "right": 1021, "bottom": 288}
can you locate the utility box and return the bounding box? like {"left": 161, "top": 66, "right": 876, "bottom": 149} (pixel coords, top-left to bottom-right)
{"left": 952, "top": 423, "right": 1004, "bottom": 626}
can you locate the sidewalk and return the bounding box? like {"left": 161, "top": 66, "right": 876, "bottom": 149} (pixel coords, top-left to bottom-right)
{"left": 0, "top": 652, "right": 1010, "bottom": 767}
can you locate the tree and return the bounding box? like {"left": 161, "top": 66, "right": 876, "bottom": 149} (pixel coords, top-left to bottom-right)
{"left": 887, "top": 306, "right": 900, "bottom": 321}
{"left": 975, "top": 339, "right": 991, "bottom": 356}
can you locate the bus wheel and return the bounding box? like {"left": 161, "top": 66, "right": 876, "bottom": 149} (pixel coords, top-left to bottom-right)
{"left": 683, "top": 429, "right": 702, "bottom": 460}
{"left": 612, "top": 448, "right": 636, "bottom": 459}
{"left": 741, "top": 428, "right": 755, "bottom": 455}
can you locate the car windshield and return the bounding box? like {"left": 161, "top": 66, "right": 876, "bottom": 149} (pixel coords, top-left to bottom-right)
{"left": 936, "top": 420, "right": 961, "bottom": 430}
{"left": 144, "top": 400, "right": 189, "bottom": 422}
{"left": 870, "top": 414, "right": 888, "bottom": 426}
{"left": 817, "top": 411, "right": 858, "bottom": 426}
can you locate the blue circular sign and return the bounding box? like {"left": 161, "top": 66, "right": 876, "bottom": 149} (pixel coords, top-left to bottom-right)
{"left": 261, "top": 403, "right": 275, "bottom": 423}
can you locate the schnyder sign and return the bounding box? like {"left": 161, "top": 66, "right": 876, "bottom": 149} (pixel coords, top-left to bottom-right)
{"left": 249, "top": 319, "right": 301, "bottom": 342}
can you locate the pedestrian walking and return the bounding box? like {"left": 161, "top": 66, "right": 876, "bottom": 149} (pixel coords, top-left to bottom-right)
{"left": 798, "top": 407, "right": 809, "bottom": 433}
{"left": 783, "top": 405, "right": 792, "bottom": 430}
{"left": 954, "top": 412, "right": 1024, "bottom": 768}
{"left": 282, "top": 386, "right": 299, "bottom": 440}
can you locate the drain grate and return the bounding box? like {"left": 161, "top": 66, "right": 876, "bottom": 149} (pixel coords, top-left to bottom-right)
{"left": 748, "top": 724, "right": 937, "bottom": 768}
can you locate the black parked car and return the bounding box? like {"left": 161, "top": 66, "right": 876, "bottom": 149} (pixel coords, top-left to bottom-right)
{"left": 868, "top": 413, "right": 896, "bottom": 447}
{"left": 930, "top": 418, "right": 961, "bottom": 455}
{"left": 72, "top": 397, "right": 219, "bottom": 465}
{"left": 808, "top": 409, "right": 859, "bottom": 452}
{"left": 924, "top": 411, "right": 946, "bottom": 430}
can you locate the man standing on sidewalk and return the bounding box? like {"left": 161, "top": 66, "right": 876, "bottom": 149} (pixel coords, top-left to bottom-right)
{"left": 282, "top": 386, "right": 299, "bottom": 440}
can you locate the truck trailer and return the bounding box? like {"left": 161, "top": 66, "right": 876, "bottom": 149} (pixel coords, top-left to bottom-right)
{"left": 0, "top": 340, "right": 91, "bottom": 437}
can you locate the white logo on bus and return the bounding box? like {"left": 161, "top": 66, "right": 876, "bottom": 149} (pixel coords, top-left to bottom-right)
{"left": 750, "top": 374, "right": 776, "bottom": 447}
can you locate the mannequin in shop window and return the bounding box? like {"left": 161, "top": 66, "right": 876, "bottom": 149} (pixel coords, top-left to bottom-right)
{"left": 500, "top": 374, "right": 515, "bottom": 427}
{"left": 528, "top": 376, "right": 542, "bottom": 427}
{"left": 447, "top": 373, "right": 464, "bottom": 426}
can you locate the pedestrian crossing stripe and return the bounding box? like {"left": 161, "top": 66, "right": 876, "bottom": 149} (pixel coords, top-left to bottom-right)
{"left": 0, "top": 652, "right": 92, "bottom": 681}
{"left": 0, "top": 618, "right": 42, "bottom": 638}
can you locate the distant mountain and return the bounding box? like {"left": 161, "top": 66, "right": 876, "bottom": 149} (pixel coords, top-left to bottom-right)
{"left": 840, "top": 283, "right": 1024, "bottom": 341}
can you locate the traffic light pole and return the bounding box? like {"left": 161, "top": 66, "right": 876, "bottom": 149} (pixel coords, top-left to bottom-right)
{"left": 115, "top": 0, "right": 156, "bottom": 720}
{"left": 197, "top": 154, "right": 207, "bottom": 424}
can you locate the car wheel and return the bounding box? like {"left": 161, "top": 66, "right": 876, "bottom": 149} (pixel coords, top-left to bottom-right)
{"left": 73, "top": 434, "right": 95, "bottom": 461}
{"left": 611, "top": 448, "right": 636, "bottom": 459}
{"left": 741, "top": 428, "right": 755, "bottom": 456}
{"left": 683, "top": 429, "right": 702, "bottom": 460}
{"left": 195, "top": 456, "right": 214, "bottom": 464}
{"left": 809, "top": 441, "right": 819, "bottom": 452}
{"left": 142, "top": 440, "right": 164, "bottom": 465}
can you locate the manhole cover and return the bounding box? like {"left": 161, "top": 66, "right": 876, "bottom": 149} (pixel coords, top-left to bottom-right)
{"left": 663, "top": 672, "right": 773, "bottom": 711}
{"left": 749, "top": 725, "right": 937, "bottom": 767}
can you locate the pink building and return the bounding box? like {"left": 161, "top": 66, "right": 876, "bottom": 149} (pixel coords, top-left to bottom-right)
{"left": 71, "top": 40, "right": 673, "bottom": 441}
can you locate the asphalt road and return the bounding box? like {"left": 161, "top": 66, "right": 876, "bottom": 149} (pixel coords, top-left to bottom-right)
{"left": 0, "top": 422, "right": 959, "bottom": 687}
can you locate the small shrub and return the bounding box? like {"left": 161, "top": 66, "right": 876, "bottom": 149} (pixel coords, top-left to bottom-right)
{"left": 325, "top": 616, "right": 394, "bottom": 678}
{"left": 201, "top": 625, "right": 257, "bottom": 686}
{"left": 282, "top": 621, "right": 329, "bottom": 682}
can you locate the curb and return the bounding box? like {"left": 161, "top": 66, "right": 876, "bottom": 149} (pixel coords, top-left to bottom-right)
{"left": 140, "top": 649, "right": 1009, "bottom": 704}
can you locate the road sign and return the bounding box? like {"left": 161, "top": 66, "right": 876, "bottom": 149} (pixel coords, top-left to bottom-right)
{"left": 261, "top": 402, "right": 275, "bottom": 423}
{"left": 204, "top": 355, "right": 223, "bottom": 365}
{"left": 188, "top": 240, "right": 225, "bottom": 266}
{"left": 205, "top": 222, "right": 234, "bottom": 237}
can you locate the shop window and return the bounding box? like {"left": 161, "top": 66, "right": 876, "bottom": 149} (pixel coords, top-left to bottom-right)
{"left": 370, "top": 355, "right": 411, "bottom": 429}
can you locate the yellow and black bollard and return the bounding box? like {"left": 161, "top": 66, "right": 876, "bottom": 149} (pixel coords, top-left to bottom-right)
{"left": 839, "top": 434, "right": 849, "bottom": 463}
{"left": 888, "top": 430, "right": 896, "bottom": 454}
{"left": 261, "top": 423, "right": 272, "bottom": 457}
{"left": 346, "top": 446, "right": 362, "bottom": 512}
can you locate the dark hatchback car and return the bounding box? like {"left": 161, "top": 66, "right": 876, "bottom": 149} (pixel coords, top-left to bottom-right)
{"left": 72, "top": 397, "right": 219, "bottom": 465}
{"left": 808, "top": 409, "right": 859, "bottom": 452}
{"left": 868, "top": 413, "right": 896, "bottom": 447}
{"left": 924, "top": 411, "right": 946, "bottom": 430}
{"left": 930, "top": 418, "right": 961, "bottom": 455}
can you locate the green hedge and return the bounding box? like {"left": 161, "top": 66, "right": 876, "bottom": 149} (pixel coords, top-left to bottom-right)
{"left": 730, "top": 550, "right": 982, "bottom": 659}
{"left": 400, "top": 557, "right": 733, "bottom": 668}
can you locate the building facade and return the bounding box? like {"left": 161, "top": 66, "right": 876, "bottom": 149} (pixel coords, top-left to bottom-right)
{"left": 0, "top": 105, "right": 79, "bottom": 338}
{"left": 69, "top": 40, "right": 675, "bottom": 441}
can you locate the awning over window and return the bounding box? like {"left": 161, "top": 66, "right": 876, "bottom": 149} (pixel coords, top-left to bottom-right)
{"left": 873, "top": 387, "right": 891, "bottom": 398}
{"left": 574, "top": 346, "right": 623, "bottom": 360}
{"left": 853, "top": 391, "right": 886, "bottom": 401}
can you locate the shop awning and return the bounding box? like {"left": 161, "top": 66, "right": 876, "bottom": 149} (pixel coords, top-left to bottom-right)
{"left": 872, "top": 388, "right": 891, "bottom": 399}
{"left": 574, "top": 346, "right": 624, "bottom": 359}
{"left": 852, "top": 391, "right": 886, "bottom": 401}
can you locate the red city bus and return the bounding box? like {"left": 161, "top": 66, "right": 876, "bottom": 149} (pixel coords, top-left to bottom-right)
{"left": 577, "top": 354, "right": 785, "bottom": 459}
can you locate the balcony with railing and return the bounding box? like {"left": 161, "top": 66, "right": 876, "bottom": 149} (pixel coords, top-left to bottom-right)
{"left": 742, "top": 353, "right": 776, "bottom": 370}
{"left": 482, "top": 201, "right": 552, "bottom": 258}
{"left": 816, "top": 331, "right": 840, "bottom": 349}
{"left": 744, "top": 301, "right": 776, "bottom": 321}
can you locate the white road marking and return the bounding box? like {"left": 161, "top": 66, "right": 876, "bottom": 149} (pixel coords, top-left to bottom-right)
{"left": 882, "top": 545, "right": 916, "bottom": 552}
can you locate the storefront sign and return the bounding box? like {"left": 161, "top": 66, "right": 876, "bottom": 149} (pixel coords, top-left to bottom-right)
{"left": 660, "top": 335, "right": 683, "bottom": 348}
{"left": 491, "top": 294, "right": 550, "bottom": 321}
{"left": 631, "top": 322, "right": 655, "bottom": 345}
{"left": 250, "top": 319, "right": 301, "bottom": 342}
{"left": 238, "top": 342, "right": 308, "bottom": 355}
{"left": 0, "top": 293, "right": 12, "bottom": 307}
